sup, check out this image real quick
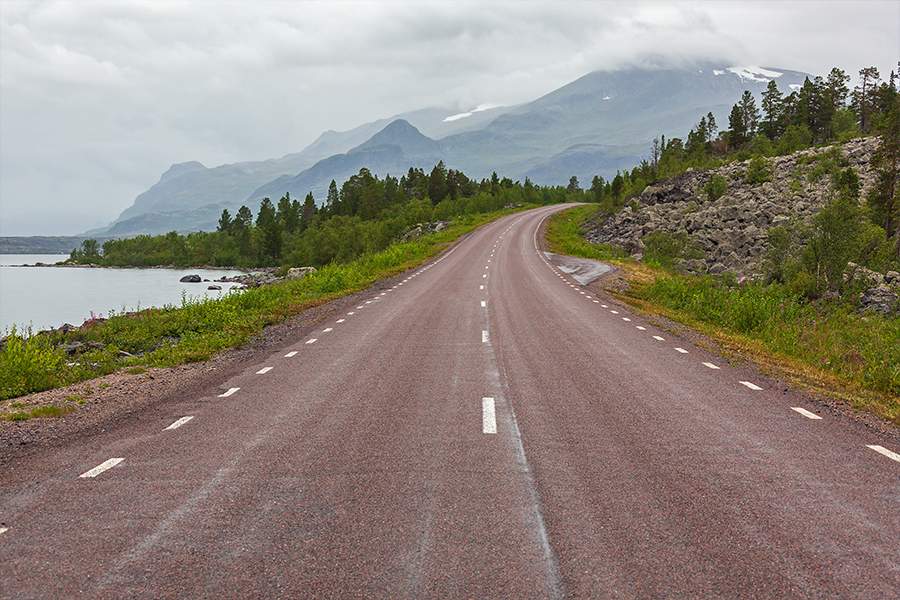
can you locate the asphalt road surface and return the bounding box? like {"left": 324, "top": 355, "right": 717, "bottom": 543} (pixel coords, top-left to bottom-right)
{"left": 2, "top": 205, "right": 898, "bottom": 599}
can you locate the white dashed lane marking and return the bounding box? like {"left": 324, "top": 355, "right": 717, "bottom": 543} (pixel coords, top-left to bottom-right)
{"left": 482, "top": 398, "right": 497, "bottom": 434}
{"left": 219, "top": 388, "right": 239, "bottom": 397}
{"left": 674, "top": 348, "right": 688, "bottom": 354}
{"left": 257, "top": 367, "right": 273, "bottom": 374}
{"left": 285, "top": 351, "right": 298, "bottom": 357}
{"left": 322, "top": 328, "right": 333, "bottom": 333}
{"left": 482, "top": 330, "right": 490, "bottom": 343}
{"left": 481, "top": 301, "right": 486, "bottom": 307}
{"left": 740, "top": 381, "right": 763, "bottom": 391}
{"left": 653, "top": 336, "right": 665, "bottom": 341}
{"left": 165, "top": 416, "right": 194, "bottom": 430}
{"left": 80, "top": 458, "right": 124, "bottom": 479}
{"left": 702, "top": 362, "right": 719, "bottom": 369}
{"left": 0, "top": 527, "right": 7, "bottom": 535}
{"left": 306, "top": 339, "right": 317, "bottom": 344}
{"left": 867, "top": 445, "right": 900, "bottom": 462}
{"left": 791, "top": 407, "right": 823, "bottom": 420}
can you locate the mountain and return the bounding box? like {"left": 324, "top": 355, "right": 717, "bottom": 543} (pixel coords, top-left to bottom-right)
{"left": 96, "top": 65, "right": 811, "bottom": 235}
{"left": 246, "top": 119, "right": 445, "bottom": 204}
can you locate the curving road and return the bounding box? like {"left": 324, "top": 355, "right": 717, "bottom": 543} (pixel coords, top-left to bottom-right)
{"left": 1, "top": 205, "right": 898, "bottom": 599}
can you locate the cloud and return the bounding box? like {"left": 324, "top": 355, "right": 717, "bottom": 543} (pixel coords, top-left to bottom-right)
{"left": 1, "top": 0, "right": 898, "bottom": 235}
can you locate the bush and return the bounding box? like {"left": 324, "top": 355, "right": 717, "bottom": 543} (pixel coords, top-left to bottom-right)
{"left": 703, "top": 174, "right": 728, "bottom": 201}
{"left": 745, "top": 155, "right": 773, "bottom": 185}
{"left": 642, "top": 231, "right": 703, "bottom": 270}
{"left": 0, "top": 329, "right": 66, "bottom": 400}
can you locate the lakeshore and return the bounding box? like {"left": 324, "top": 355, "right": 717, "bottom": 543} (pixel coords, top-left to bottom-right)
{"left": 0, "top": 255, "right": 244, "bottom": 332}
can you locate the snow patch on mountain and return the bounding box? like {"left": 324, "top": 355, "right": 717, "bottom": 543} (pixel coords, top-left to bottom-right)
{"left": 713, "top": 67, "right": 784, "bottom": 82}
{"left": 726, "top": 66, "right": 784, "bottom": 82}
{"left": 443, "top": 103, "right": 500, "bottom": 122}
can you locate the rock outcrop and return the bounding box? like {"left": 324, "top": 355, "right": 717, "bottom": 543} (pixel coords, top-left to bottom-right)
{"left": 583, "top": 137, "right": 882, "bottom": 278}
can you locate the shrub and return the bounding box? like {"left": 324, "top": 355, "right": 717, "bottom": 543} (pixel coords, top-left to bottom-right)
{"left": 703, "top": 174, "right": 728, "bottom": 201}
{"left": 642, "top": 231, "right": 704, "bottom": 270}
{"left": 0, "top": 329, "right": 66, "bottom": 400}
{"left": 745, "top": 155, "right": 773, "bottom": 185}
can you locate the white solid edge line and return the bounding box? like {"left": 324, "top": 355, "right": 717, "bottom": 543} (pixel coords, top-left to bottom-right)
{"left": 740, "top": 381, "right": 763, "bottom": 390}
{"left": 285, "top": 351, "right": 298, "bottom": 357}
{"left": 791, "top": 407, "right": 823, "bottom": 420}
{"left": 165, "top": 416, "right": 194, "bottom": 430}
{"left": 219, "top": 387, "right": 239, "bottom": 397}
{"left": 482, "top": 397, "right": 497, "bottom": 434}
{"left": 256, "top": 366, "right": 273, "bottom": 374}
{"left": 867, "top": 445, "right": 900, "bottom": 462}
{"left": 80, "top": 458, "right": 124, "bottom": 478}
{"left": 702, "top": 362, "right": 720, "bottom": 369}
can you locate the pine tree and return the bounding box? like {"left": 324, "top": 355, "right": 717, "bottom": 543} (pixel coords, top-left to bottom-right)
{"left": 217, "top": 209, "right": 232, "bottom": 233}
{"left": 326, "top": 180, "right": 339, "bottom": 215}
{"left": 853, "top": 67, "right": 881, "bottom": 133}
{"left": 761, "top": 80, "right": 784, "bottom": 138}
{"left": 728, "top": 103, "right": 748, "bottom": 147}
{"left": 866, "top": 98, "right": 900, "bottom": 253}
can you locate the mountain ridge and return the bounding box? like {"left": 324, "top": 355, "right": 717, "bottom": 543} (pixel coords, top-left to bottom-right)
{"left": 95, "top": 64, "right": 812, "bottom": 236}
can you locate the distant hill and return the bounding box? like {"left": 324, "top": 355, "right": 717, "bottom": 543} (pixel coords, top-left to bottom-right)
{"left": 0, "top": 236, "right": 119, "bottom": 255}
{"left": 93, "top": 64, "right": 811, "bottom": 236}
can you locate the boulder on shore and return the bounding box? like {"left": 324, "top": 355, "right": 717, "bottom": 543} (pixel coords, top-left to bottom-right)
{"left": 179, "top": 274, "right": 201, "bottom": 283}
{"left": 287, "top": 267, "right": 317, "bottom": 280}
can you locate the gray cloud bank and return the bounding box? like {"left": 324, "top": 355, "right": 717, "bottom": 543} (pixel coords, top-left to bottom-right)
{"left": 1, "top": 1, "right": 897, "bottom": 235}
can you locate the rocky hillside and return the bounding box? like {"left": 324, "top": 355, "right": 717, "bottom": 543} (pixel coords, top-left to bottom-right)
{"left": 583, "top": 136, "right": 882, "bottom": 278}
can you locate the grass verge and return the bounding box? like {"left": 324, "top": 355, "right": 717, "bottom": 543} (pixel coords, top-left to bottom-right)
{"left": 545, "top": 205, "right": 900, "bottom": 426}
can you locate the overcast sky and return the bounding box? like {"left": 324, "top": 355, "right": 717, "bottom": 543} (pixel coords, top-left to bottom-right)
{"left": 1, "top": 1, "right": 897, "bottom": 236}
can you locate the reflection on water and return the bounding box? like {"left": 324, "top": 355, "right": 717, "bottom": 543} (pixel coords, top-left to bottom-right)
{"left": 0, "top": 255, "right": 245, "bottom": 332}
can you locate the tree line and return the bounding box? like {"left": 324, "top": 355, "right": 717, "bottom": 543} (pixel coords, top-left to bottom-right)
{"left": 70, "top": 163, "right": 586, "bottom": 269}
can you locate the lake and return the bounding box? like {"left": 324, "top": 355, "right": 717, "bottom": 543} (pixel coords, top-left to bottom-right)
{"left": 0, "top": 255, "right": 246, "bottom": 333}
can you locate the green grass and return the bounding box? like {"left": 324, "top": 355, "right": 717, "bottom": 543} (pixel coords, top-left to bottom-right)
{"left": 545, "top": 206, "right": 900, "bottom": 424}
{"left": 543, "top": 204, "right": 626, "bottom": 262}
{"left": 0, "top": 209, "right": 516, "bottom": 401}
{"left": 1, "top": 403, "right": 77, "bottom": 421}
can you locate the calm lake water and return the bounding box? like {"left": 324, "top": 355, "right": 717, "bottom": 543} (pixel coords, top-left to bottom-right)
{"left": 0, "top": 255, "right": 245, "bottom": 333}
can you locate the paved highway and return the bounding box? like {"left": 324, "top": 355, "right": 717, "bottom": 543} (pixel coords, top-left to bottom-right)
{"left": 2, "top": 205, "right": 898, "bottom": 598}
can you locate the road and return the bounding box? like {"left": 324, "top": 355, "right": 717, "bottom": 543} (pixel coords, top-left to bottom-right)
{"left": 1, "top": 205, "right": 898, "bottom": 599}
